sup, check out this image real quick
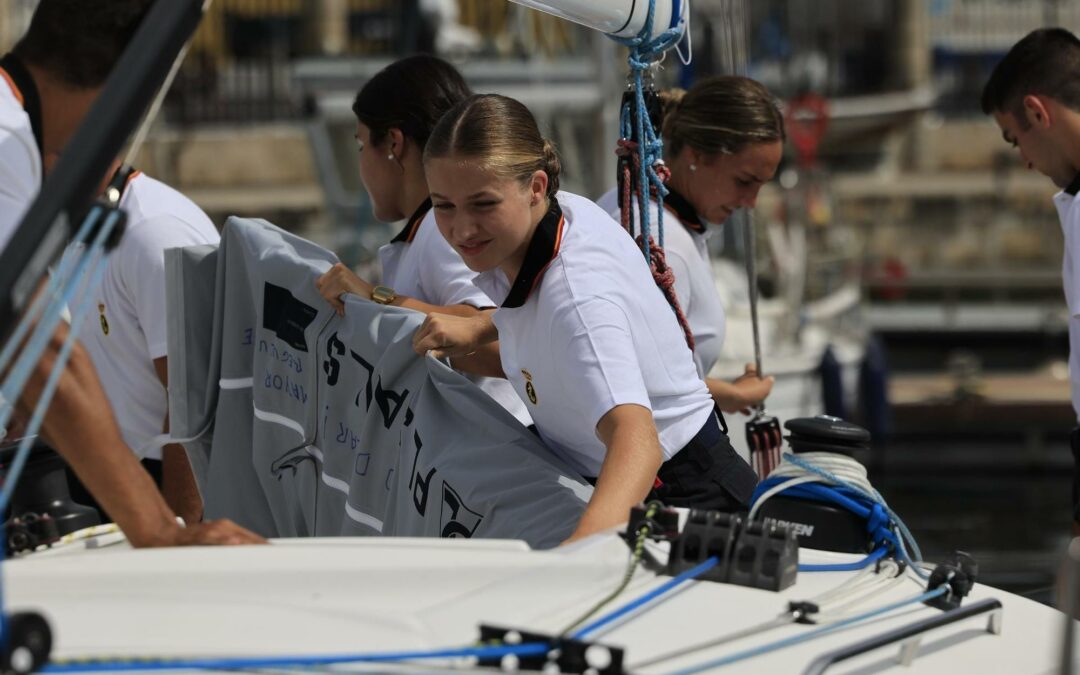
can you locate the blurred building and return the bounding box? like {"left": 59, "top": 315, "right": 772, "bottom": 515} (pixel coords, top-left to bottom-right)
{"left": 0, "top": 0, "right": 1076, "bottom": 300}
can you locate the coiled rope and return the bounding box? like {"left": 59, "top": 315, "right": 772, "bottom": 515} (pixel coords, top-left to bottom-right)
{"left": 749, "top": 451, "right": 928, "bottom": 578}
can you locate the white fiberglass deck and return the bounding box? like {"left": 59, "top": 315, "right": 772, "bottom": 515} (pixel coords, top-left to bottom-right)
{"left": 4, "top": 531, "right": 1075, "bottom": 674}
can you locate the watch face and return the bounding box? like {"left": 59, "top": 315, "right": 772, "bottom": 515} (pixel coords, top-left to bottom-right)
{"left": 373, "top": 286, "right": 395, "bottom": 304}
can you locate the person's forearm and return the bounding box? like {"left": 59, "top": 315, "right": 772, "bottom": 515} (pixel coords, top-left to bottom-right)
{"left": 572, "top": 416, "right": 663, "bottom": 541}
{"left": 449, "top": 341, "right": 506, "bottom": 378}
{"left": 394, "top": 296, "right": 486, "bottom": 318}
{"left": 153, "top": 364, "right": 204, "bottom": 527}
{"left": 162, "top": 443, "right": 203, "bottom": 525}
{"left": 25, "top": 331, "right": 181, "bottom": 546}
{"left": 413, "top": 310, "right": 501, "bottom": 358}
{"left": 706, "top": 377, "right": 745, "bottom": 413}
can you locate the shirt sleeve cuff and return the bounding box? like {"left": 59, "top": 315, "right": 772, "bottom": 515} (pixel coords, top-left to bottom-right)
{"left": 147, "top": 339, "right": 169, "bottom": 361}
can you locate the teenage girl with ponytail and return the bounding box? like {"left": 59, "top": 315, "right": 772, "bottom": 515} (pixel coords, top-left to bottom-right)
{"left": 413, "top": 94, "right": 757, "bottom": 541}
{"left": 601, "top": 77, "right": 784, "bottom": 417}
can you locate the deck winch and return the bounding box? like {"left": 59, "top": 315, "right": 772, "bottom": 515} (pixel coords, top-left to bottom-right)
{"left": 752, "top": 416, "right": 880, "bottom": 555}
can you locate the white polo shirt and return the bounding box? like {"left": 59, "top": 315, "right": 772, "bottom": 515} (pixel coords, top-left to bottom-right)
{"left": 473, "top": 191, "right": 714, "bottom": 477}
{"left": 378, "top": 199, "right": 531, "bottom": 427}
{"left": 0, "top": 55, "right": 43, "bottom": 251}
{"left": 68, "top": 172, "right": 220, "bottom": 459}
{"left": 595, "top": 186, "right": 619, "bottom": 216}
{"left": 604, "top": 187, "right": 727, "bottom": 378}
{"left": 1054, "top": 172, "right": 1080, "bottom": 422}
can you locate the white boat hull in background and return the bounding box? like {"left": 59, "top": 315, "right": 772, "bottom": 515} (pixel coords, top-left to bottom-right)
{"left": 712, "top": 257, "right": 867, "bottom": 461}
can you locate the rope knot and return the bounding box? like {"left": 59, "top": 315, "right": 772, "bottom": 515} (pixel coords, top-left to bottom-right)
{"left": 615, "top": 139, "right": 638, "bottom": 158}
{"left": 636, "top": 235, "right": 695, "bottom": 351}
{"left": 653, "top": 159, "right": 671, "bottom": 183}
{"left": 865, "top": 503, "right": 894, "bottom": 548}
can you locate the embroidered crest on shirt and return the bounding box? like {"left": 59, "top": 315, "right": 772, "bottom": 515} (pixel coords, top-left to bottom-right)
{"left": 521, "top": 369, "right": 538, "bottom": 405}
{"left": 98, "top": 303, "right": 109, "bottom": 336}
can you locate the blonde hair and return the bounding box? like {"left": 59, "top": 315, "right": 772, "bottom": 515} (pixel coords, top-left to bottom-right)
{"left": 424, "top": 94, "right": 561, "bottom": 197}
{"left": 662, "top": 76, "right": 785, "bottom": 158}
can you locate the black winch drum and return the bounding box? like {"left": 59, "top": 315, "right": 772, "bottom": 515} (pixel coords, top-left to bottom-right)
{"left": 755, "top": 416, "right": 877, "bottom": 554}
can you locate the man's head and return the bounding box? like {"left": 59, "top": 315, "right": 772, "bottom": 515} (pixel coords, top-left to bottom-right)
{"left": 982, "top": 28, "right": 1080, "bottom": 188}
{"left": 12, "top": 0, "right": 153, "bottom": 90}
{"left": 11, "top": 0, "right": 153, "bottom": 172}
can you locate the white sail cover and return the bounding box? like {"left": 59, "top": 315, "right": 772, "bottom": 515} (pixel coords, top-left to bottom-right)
{"left": 165, "top": 217, "right": 590, "bottom": 548}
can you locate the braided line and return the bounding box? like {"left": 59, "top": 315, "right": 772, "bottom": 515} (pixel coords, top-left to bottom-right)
{"left": 637, "top": 234, "right": 695, "bottom": 352}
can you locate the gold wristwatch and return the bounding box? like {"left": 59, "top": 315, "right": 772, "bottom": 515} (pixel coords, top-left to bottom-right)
{"left": 371, "top": 285, "right": 397, "bottom": 305}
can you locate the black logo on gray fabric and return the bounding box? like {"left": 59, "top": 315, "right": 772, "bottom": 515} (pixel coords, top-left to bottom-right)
{"left": 270, "top": 445, "right": 316, "bottom": 478}
{"left": 324, "top": 336, "right": 412, "bottom": 430}
{"left": 408, "top": 430, "right": 485, "bottom": 538}
{"left": 263, "top": 282, "right": 318, "bottom": 352}
{"left": 349, "top": 350, "right": 410, "bottom": 429}
{"left": 323, "top": 332, "right": 345, "bottom": 385}
{"left": 441, "top": 482, "right": 483, "bottom": 538}
{"left": 409, "top": 431, "right": 436, "bottom": 515}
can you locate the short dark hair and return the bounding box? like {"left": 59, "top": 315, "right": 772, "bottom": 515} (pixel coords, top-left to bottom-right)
{"left": 12, "top": 0, "right": 152, "bottom": 89}
{"left": 981, "top": 27, "right": 1080, "bottom": 125}
{"left": 352, "top": 55, "right": 472, "bottom": 151}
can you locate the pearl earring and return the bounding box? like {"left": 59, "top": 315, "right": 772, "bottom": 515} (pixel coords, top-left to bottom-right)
{"left": 689, "top": 164, "right": 697, "bottom": 172}
{"left": 387, "top": 154, "right": 395, "bottom": 161}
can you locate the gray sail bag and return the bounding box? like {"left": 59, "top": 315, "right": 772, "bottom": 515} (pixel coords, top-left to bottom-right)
{"left": 166, "top": 217, "right": 590, "bottom": 548}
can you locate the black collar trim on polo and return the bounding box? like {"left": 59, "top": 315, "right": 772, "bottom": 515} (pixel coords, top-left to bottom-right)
{"left": 0, "top": 53, "right": 43, "bottom": 161}
{"left": 390, "top": 197, "right": 433, "bottom": 244}
{"left": 501, "top": 198, "right": 565, "bottom": 309}
{"left": 653, "top": 186, "right": 706, "bottom": 235}
{"left": 1066, "top": 170, "right": 1080, "bottom": 197}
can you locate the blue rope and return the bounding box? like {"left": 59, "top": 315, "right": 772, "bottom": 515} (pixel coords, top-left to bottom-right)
{"left": 750, "top": 454, "right": 928, "bottom": 579}
{"left": 0, "top": 204, "right": 104, "bottom": 381}
{"left": 42, "top": 557, "right": 720, "bottom": 672}
{"left": 0, "top": 208, "right": 111, "bottom": 435}
{"left": 784, "top": 453, "right": 926, "bottom": 579}
{"left": 0, "top": 206, "right": 121, "bottom": 653}
{"left": 0, "top": 209, "right": 123, "bottom": 513}
{"left": 0, "top": 251, "right": 112, "bottom": 515}
{"left": 798, "top": 546, "right": 888, "bottom": 573}
{"left": 664, "top": 586, "right": 948, "bottom": 674}
{"left": 609, "top": 0, "right": 686, "bottom": 257}
{"left": 43, "top": 642, "right": 552, "bottom": 673}
{"left": 572, "top": 556, "right": 719, "bottom": 640}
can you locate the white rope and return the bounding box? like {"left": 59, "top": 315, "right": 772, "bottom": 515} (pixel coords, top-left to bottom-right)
{"left": 750, "top": 450, "right": 929, "bottom": 579}
{"left": 748, "top": 451, "right": 875, "bottom": 522}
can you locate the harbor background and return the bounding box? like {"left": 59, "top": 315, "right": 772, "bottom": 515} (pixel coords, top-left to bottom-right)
{"left": 1, "top": 0, "right": 1077, "bottom": 601}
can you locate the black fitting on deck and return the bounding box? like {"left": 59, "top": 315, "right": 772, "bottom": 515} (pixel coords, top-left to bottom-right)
{"left": 666, "top": 510, "right": 799, "bottom": 592}
{"left": 924, "top": 551, "right": 979, "bottom": 611}
{"left": 477, "top": 625, "right": 624, "bottom": 675}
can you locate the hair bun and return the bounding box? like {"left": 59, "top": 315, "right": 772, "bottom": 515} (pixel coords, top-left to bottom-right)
{"left": 658, "top": 88, "right": 686, "bottom": 141}
{"left": 542, "top": 139, "right": 561, "bottom": 196}
{"left": 658, "top": 88, "right": 687, "bottom": 116}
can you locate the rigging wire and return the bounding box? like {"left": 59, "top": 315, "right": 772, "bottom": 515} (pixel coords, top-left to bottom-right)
{"left": 664, "top": 586, "right": 948, "bottom": 675}
{"left": 629, "top": 558, "right": 913, "bottom": 670}
{"left": 556, "top": 502, "right": 660, "bottom": 637}
{"left": 572, "top": 556, "right": 720, "bottom": 641}
{"left": 42, "top": 642, "right": 552, "bottom": 673}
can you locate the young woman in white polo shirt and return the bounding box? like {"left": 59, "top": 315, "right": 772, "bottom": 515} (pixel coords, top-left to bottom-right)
{"left": 313, "top": 55, "right": 529, "bottom": 426}
{"left": 600, "top": 77, "right": 783, "bottom": 415}
{"left": 414, "top": 94, "right": 758, "bottom": 541}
